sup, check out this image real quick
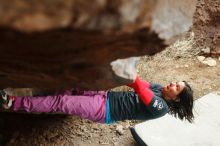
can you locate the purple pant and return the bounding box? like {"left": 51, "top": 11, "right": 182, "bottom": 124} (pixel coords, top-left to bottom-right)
{"left": 13, "top": 90, "right": 107, "bottom": 123}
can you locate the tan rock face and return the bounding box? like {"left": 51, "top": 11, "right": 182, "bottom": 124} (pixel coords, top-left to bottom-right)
{"left": 151, "top": 0, "right": 196, "bottom": 40}
{"left": 0, "top": 0, "right": 73, "bottom": 31}
{"left": 0, "top": 0, "right": 196, "bottom": 40}
{"left": 3, "top": 0, "right": 219, "bottom": 89}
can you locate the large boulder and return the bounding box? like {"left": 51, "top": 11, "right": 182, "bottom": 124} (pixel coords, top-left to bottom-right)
{"left": 0, "top": 0, "right": 196, "bottom": 40}
{"left": 0, "top": 27, "right": 165, "bottom": 89}
{"left": 0, "top": 0, "right": 198, "bottom": 89}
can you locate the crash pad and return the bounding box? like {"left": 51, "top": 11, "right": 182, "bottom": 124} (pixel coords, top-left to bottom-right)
{"left": 130, "top": 93, "right": 220, "bottom": 146}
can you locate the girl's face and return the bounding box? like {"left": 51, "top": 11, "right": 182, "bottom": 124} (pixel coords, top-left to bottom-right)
{"left": 163, "top": 81, "right": 185, "bottom": 101}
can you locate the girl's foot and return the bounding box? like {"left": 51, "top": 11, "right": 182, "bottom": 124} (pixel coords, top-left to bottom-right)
{"left": 0, "top": 90, "right": 15, "bottom": 110}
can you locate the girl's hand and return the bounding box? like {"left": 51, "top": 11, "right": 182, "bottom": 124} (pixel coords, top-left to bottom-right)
{"left": 110, "top": 57, "right": 139, "bottom": 81}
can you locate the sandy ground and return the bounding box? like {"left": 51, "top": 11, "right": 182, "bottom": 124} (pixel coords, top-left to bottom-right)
{"left": 0, "top": 30, "right": 219, "bottom": 146}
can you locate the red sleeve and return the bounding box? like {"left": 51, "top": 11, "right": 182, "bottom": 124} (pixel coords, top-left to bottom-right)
{"left": 140, "top": 80, "right": 150, "bottom": 88}
{"left": 127, "top": 76, "right": 154, "bottom": 105}
{"left": 127, "top": 76, "right": 150, "bottom": 89}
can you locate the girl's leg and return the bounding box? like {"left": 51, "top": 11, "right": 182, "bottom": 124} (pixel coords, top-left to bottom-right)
{"left": 13, "top": 91, "right": 107, "bottom": 123}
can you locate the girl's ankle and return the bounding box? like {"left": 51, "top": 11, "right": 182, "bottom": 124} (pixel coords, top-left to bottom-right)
{"left": 0, "top": 90, "right": 15, "bottom": 110}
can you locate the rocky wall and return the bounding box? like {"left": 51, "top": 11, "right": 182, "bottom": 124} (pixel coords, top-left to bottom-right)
{"left": 0, "top": 0, "right": 198, "bottom": 89}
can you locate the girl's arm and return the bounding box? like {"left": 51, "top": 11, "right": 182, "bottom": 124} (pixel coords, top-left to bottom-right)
{"left": 127, "top": 76, "right": 154, "bottom": 106}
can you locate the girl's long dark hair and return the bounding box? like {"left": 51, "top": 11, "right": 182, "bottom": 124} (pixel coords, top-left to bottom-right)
{"left": 167, "top": 81, "right": 194, "bottom": 123}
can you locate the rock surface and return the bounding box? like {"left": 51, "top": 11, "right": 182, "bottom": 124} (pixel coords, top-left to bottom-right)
{"left": 0, "top": 28, "right": 165, "bottom": 89}
{"left": 0, "top": 0, "right": 196, "bottom": 40}
{"left": 0, "top": 0, "right": 198, "bottom": 89}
